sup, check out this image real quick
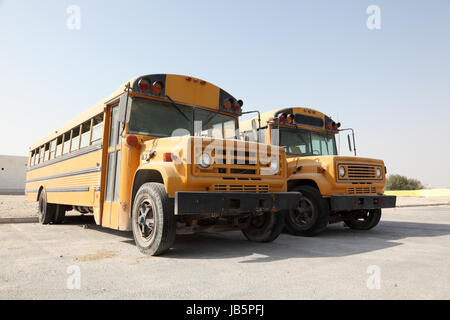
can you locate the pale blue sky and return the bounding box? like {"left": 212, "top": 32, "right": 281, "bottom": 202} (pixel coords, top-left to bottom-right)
{"left": 0, "top": 1, "right": 449, "bottom": 187}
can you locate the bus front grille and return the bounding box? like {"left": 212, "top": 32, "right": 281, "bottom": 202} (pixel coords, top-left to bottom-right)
{"left": 347, "top": 165, "right": 377, "bottom": 179}
{"left": 192, "top": 138, "right": 278, "bottom": 177}
{"left": 337, "top": 163, "right": 382, "bottom": 181}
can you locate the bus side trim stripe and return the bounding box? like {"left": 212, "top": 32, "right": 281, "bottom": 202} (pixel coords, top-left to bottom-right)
{"left": 26, "top": 167, "right": 101, "bottom": 183}
{"left": 46, "top": 186, "right": 93, "bottom": 193}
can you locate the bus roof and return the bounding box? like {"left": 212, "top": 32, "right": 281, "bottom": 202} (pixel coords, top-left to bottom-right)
{"left": 29, "top": 74, "right": 237, "bottom": 151}
{"left": 240, "top": 107, "right": 328, "bottom": 132}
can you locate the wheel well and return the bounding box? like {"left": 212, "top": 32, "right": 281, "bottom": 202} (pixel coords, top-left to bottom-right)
{"left": 287, "top": 179, "right": 320, "bottom": 192}
{"left": 131, "top": 170, "right": 164, "bottom": 211}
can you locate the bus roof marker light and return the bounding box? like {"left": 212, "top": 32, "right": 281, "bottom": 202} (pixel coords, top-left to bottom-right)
{"left": 223, "top": 99, "right": 232, "bottom": 110}
{"left": 233, "top": 100, "right": 241, "bottom": 111}
{"left": 286, "top": 114, "right": 294, "bottom": 124}
{"left": 151, "top": 81, "right": 163, "bottom": 95}
{"left": 138, "top": 78, "right": 150, "bottom": 91}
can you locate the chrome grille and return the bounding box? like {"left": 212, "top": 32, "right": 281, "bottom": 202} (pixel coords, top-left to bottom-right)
{"left": 192, "top": 138, "right": 279, "bottom": 177}
{"left": 342, "top": 164, "right": 380, "bottom": 180}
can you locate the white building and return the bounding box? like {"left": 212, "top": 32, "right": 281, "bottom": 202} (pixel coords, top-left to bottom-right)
{"left": 0, "top": 155, "right": 28, "bottom": 195}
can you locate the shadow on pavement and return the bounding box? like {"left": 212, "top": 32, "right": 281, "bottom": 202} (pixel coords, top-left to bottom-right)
{"left": 165, "top": 220, "right": 450, "bottom": 262}
{"left": 57, "top": 215, "right": 450, "bottom": 262}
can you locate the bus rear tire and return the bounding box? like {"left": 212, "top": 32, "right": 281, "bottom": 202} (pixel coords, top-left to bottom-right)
{"left": 38, "top": 191, "right": 56, "bottom": 225}
{"left": 131, "top": 183, "right": 176, "bottom": 256}
{"left": 285, "top": 185, "right": 329, "bottom": 237}
{"left": 344, "top": 209, "right": 381, "bottom": 230}
{"left": 53, "top": 205, "right": 66, "bottom": 224}
{"left": 242, "top": 211, "right": 285, "bottom": 243}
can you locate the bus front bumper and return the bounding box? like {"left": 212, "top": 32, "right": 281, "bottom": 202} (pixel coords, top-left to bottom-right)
{"left": 174, "top": 191, "right": 301, "bottom": 215}
{"left": 330, "top": 195, "right": 397, "bottom": 211}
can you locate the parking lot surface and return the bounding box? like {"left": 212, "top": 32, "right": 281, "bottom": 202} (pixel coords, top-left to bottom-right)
{"left": 1, "top": 206, "right": 449, "bottom": 299}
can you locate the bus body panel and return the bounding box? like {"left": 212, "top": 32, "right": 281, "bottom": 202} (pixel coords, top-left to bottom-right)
{"left": 25, "top": 148, "right": 102, "bottom": 207}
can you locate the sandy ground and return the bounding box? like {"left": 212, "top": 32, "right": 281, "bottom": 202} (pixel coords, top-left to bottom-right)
{"left": 0, "top": 206, "right": 449, "bottom": 299}
{"left": 1, "top": 195, "right": 449, "bottom": 220}
{"left": 0, "top": 195, "right": 78, "bottom": 220}
{"left": 0, "top": 195, "right": 38, "bottom": 219}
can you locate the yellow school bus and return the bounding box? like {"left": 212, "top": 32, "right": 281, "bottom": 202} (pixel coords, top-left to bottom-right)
{"left": 25, "top": 74, "right": 299, "bottom": 255}
{"left": 240, "top": 107, "right": 396, "bottom": 236}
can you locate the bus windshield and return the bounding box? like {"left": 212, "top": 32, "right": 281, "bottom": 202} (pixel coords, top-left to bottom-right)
{"left": 128, "top": 99, "right": 237, "bottom": 139}
{"left": 279, "top": 128, "right": 337, "bottom": 156}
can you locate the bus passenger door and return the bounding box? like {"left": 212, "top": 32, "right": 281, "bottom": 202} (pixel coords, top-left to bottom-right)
{"left": 102, "top": 106, "right": 122, "bottom": 229}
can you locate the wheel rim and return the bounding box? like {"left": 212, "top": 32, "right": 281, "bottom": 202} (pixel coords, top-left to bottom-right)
{"left": 136, "top": 200, "right": 156, "bottom": 242}
{"left": 290, "top": 196, "right": 315, "bottom": 228}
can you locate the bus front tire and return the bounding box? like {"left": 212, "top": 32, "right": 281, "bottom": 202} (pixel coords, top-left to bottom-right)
{"left": 131, "top": 183, "right": 176, "bottom": 256}
{"left": 38, "top": 191, "right": 56, "bottom": 225}
{"left": 242, "top": 211, "right": 285, "bottom": 243}
{"left": 344, "top": 209, "right": 381, "bottom": 230}
{"left": 284, "top": 185, "right": 329, "bottom": 237}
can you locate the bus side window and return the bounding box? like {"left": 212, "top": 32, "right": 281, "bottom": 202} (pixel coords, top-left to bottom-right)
{"left": 33, "top": 149, "right": 38, "bottom": 165}
{"left": 39, "top": 146, "right": 45, "bottom": 163}
{"left": 44, "top": 143, "right": 50, "bottom": 161}
{"left": 62, "top": 131, "right": 71, "bottom": 155}
{"left": 55, "top": 136, "right": 63, "bottom": 157}
{"left": 49, "top": 139, "right": 56, "bottom": 160}
{"left": 80, "top": 120, "right": 91, "bottom": 149}
{"left": 29, "top": 151, "right": 34, "bottom": 167}
{"left": 71, "top": 126, "right": 80, "bottom": 152}
{"left": 91, "top": 113, "right": 104, "bottom": 145}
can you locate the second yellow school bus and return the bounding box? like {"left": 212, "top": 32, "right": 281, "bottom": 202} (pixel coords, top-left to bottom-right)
{"left": 240, "top": 107, "right": 396, "bottom": 236}
{"left": 25, "top": 74, "right": 299, "bottom": 255}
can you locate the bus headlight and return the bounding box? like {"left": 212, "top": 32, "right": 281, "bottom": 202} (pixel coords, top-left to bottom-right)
{"left": 270, "top": 159, "right": 279, "bottom": 173}
{"left": 376, "top": 167, "right": 381, "bottom": 177}
{"left": 339, "top": 166, "right": 346, "bottom": 177}
{"left": 198, "top": 153, "right": 212, "bottom": 168}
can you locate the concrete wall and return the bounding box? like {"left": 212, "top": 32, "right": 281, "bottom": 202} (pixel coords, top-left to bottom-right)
{"left": 0, "top": 155, "right": 28, "bottom": 195}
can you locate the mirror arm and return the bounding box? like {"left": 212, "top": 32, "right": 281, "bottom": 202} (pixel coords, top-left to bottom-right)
{"left": 241, "top": 110, "right": 261, "bottom": 130}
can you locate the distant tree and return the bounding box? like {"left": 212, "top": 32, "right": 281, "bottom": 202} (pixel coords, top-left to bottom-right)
{"left": 385, "top": 174, "right": 424, "bottom": 190}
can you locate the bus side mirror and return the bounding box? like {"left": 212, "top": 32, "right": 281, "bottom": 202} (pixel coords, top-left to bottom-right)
{"left": 118, "top": 94, "right": 132, "bottom": 124}
{"left": 251, "top": 119, "right": 258, "bottom": 143}
{"left": 347, "top": 134, "right": 352, "bottom": 152}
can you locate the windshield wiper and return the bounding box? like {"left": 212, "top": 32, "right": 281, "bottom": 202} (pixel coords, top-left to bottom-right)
{"left": 165, "top": 94, "right": 190, "bottom": 122}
